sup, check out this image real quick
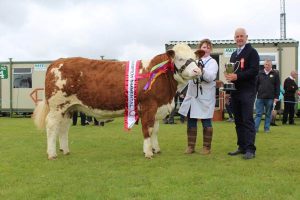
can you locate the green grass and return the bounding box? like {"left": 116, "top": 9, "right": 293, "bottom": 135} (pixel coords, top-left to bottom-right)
{"left": 0, "top": 116, "right": 299, "bottom": 200}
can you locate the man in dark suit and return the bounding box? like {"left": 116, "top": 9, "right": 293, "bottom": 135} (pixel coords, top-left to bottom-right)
{"left": 225, "top": 27, "right": 259, "bottom": 160}
{"left": 282, "top": 70, "right": 298, "bottom": 125}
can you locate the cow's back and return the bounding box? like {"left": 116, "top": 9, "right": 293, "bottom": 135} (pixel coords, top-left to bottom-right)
{"left": 45, "top": 57, "right": 127, "bottom": 110}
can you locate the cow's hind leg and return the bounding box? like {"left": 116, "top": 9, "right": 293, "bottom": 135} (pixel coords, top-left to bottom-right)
{"left": 46, "top": 111, "right": 62, "bottom": 160}
{"left": 151, "top": 120, "right": 161, "bottom": 154}
{"left": 58, "top": 116, "right": 72, "bottom": 155}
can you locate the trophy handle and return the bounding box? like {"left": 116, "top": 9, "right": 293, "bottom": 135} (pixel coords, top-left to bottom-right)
{"left": 233, "top": 61, "right": 240, "bottom": 73}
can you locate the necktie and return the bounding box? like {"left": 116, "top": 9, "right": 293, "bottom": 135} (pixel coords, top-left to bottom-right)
{"left": 237, "top": 48, "right": 242, "bottom": 55}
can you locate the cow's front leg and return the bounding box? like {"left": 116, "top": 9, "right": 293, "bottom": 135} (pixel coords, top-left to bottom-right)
{"left": 143, "top": 135, "right": 153, "bottom": 159}
{"left": 140, "top": 102, "right": 158, "bottom": 159}
{"left": 151, "top": 120, "right": 160, "bottom": 154}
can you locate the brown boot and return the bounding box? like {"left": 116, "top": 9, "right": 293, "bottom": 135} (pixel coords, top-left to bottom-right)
{"left": 184, "top": 127, "right": 197, "bottom": 154}
{"left": 200, "top": 127, "right": 213, "bottom": 155}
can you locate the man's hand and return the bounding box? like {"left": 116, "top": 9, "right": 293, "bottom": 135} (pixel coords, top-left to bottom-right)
{"left": 224, "top": 73, "right": 237, "bottom": 81}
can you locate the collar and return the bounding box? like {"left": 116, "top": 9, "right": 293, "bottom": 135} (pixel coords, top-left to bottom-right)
{"left": 238, "top": 44, "right": 246, "bottom": 51}
{"left": 201, "top": 56, "right": 211, "bottom": 62}
{"left": 264, "top": 69, "right": 272, "bottom": 75}
{"left": 289, "top": 76, "right": 295, "bottom": 80}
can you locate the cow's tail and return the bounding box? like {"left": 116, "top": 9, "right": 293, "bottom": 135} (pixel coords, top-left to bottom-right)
{"left": 32, "top": 100, "right": 49, "bottom": 130}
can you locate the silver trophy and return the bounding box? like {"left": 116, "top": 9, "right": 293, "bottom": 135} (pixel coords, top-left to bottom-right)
{"left": 223, "top": 62, "right": 240, "bottom": 91}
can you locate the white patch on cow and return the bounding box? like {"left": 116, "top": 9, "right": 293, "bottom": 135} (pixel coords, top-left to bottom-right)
{"left": 151, "top": 120, "right": 160, "bottom": 154}
{"left": 155, "top": 101, "right": 174, "bottom": 120}
{"left": 173, "top": 73, "right": 186, "bottom": 85}
{"left": 143, "top": 137, "right": 153, "bottom": 159}
{"left": 51, "top": 64, "right": 67, "bottom": 90}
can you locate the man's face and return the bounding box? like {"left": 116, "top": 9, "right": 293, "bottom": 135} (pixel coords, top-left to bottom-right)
{"left": 234, "top": 30, "right": 248, "bottom": 47}
{"left": 291, "top": 71, "right": 297, "bottom": 79}
{"left": 264, "top": 61, "right": 272, "bottom": 72}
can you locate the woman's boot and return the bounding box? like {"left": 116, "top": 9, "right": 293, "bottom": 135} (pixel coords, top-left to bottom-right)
{"left": 201, "top": 127, "right": 213, "bottom": 155}
{"left": 184, "top": 127, "right": 197, "bottom": 154}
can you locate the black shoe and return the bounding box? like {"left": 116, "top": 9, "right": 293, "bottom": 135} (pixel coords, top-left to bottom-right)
{"left": 228, "top": 149, "right": 246, "bottom": 156}
{"left": 243, "top": 152, "right": 255, "bottom": 160}
{"left": 270, "top": 123, "right": 277, "bottom": 126}
{"left": 289, "top": 122, "right": 296, "bottom": 125}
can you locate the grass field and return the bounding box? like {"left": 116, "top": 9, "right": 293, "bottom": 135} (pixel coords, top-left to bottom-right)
{"left": 0, "top": 116, "right": 299, "bottom": 200}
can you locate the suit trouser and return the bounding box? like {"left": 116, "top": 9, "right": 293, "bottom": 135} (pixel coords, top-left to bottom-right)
{"left": 282, "top": 101, "right": 296, "bottom": 124}
{"left": 231, "top": 92, "right": 256, "bottom": 153}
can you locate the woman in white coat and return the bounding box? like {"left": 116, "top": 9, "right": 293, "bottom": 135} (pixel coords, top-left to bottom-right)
{"left": 178, "top": 39, "right": 219, "bottom": 155}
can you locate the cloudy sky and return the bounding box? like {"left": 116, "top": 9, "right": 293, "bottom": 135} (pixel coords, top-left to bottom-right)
{"left": 0, "top": 0, "right": 299, "bottom": 62}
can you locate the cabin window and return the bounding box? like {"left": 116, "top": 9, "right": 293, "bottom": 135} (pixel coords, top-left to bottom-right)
{"left": 13, "top": 68, "right": 32, "bottom": 88}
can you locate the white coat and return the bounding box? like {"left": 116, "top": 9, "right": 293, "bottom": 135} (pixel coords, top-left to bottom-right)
{"left": 178, "top": 56, "right": 219, "bottom": 119}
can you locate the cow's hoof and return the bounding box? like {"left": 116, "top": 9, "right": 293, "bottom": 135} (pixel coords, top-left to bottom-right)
{"left": 152, "top": 148, "right": 161, "bottom": 154}
{"left": 145, "top": 155, "right": 153, "bottom": 159}
{"left": 59, "top": 149, "right": 63, "bottom": 152}
{"left": 48, "top": 155, "right": 57, "bottom": 160}
{"left": 144, "top": 152, "right": 154, "bottom": 159}
{"left": 64, "top": 152, "right": 70, "bottom": 155}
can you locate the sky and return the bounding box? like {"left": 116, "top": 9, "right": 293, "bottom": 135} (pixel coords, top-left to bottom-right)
{"left": 0, "top": 0, "right": 299, "bottom": 62}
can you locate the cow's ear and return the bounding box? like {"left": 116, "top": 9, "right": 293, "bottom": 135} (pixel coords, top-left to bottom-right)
{"left": 195, "top": 49, "right": 205, "bottom": 59}
{"left": 166, "top": 49, "right": 175, "bottom": 59}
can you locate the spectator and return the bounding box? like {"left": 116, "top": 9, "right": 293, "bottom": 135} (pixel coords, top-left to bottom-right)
{"left": 179, "top": 38, "right": 219, "bottom": 155}
{"left": 282, "top": 70, "right": 298, "bottom": 125}
{"left": 225, "top": 27, "right": 259, "bottom": 160}
{"left": 163, "top": 84, "right": 187, "bottom": 124}
{"left": 254, "top": 59, "right": 280, "bottom": 133}
{"left": 72, "top": 111, "right": 88, "bottom": 126}
{"left": 225, "top": 92, "right": 234, "bottom": 122}
{"left": 271, "top": 84, "right": 284, "bottom": 126}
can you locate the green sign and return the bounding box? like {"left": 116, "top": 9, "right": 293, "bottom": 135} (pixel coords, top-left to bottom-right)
{"left": 0, "top": 65, "right": 8, "bottom": 79}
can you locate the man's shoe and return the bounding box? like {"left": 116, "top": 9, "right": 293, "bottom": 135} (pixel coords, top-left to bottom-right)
{"left": 228, "top": 149, "right": 245, "bottom": 156}
{"left": 243, "top": 152, "right": 255, "bottom": 160}
{"left": 226, "top": 118, "right": 234, "bottom": 122}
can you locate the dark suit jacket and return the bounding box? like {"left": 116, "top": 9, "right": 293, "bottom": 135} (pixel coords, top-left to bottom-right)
{"left": 230, "top": 43, "right": 259, "bottom": 93}
{"left": 283, "top": 77, "right": 298, "bottom": 101}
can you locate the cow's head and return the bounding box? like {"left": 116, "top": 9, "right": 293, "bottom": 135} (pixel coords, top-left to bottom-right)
{"left": 166, "top": 43, "right": 205, "bottom": 83}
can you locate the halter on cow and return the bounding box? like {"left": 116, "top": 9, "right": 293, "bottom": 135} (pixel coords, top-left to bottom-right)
{"left": 33, "top": 43, "right": 205, "bottom": 159}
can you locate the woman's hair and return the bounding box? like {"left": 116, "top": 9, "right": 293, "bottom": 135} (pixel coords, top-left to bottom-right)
{"left": 199, "top": 38, "right": 213, "bottom": 50}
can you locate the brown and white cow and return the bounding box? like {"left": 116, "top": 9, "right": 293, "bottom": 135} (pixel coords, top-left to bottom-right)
{"left": 33, "top": 43, "right": 204, "bottom": 159}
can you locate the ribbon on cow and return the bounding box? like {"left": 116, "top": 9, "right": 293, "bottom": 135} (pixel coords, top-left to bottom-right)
{"left": 124, "top": 60, "right": 141, "bottom": 130}
{"left": 143, "top": 60, "right": 174, "bottom": 91}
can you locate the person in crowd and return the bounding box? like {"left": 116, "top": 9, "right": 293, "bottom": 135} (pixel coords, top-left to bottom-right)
{"left": 282, "top": 70, "right": 298, "bottom": 125}
{"left": 254, "top": 59, "right": 280, "bottom": 133}
{"left": 271, "top": 84, "right": 284, "bottom": 126}
{"left": 225, "top": 92, "right": 234, "bottom": 122}
{"left": 94, "top": 118, "right": 114, "bottom": 126}
{"left": 179, "top": 38, "right": 219, "bottom": 155}
{"left": 225, "top": 27, "right": 259, "bottom": 160}
{"left": 163, "top": 85, "right": 188, "bottom": 124}
{"left": 72, "top": 111, "right": 88, "bottom": 126}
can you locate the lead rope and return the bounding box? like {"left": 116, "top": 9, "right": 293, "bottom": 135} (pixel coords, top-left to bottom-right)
{"left": 192, "top": 60, "right": 205, "bottom": 98}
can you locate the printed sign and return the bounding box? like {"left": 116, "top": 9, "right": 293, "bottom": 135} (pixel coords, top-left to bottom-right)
{"left": 224, "top": 48, "right": 237, "bottom": 57}
{"left": 0, "top": 65, "right": 8, "bottom": 79}
{"left": 34, "top": 64, "right": 47, "bottom": 71}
